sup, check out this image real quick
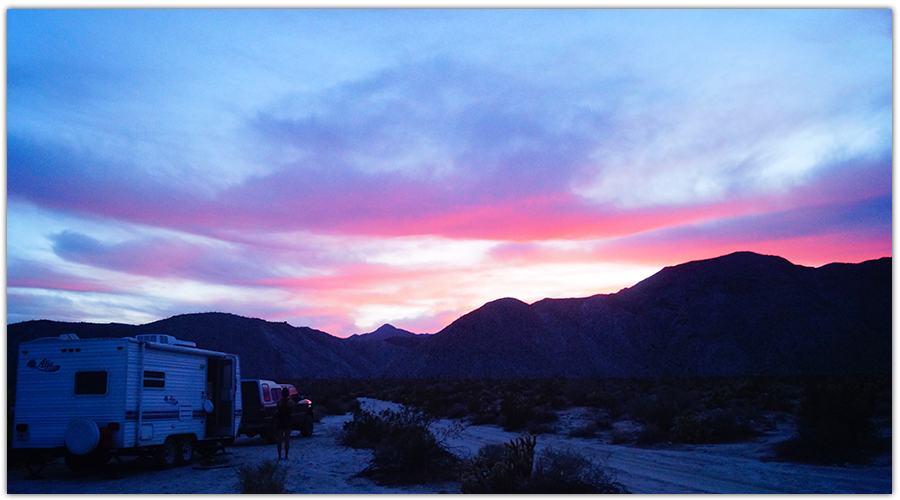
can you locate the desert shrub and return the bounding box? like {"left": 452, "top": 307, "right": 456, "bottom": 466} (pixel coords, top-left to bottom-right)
{"left": 597, "top": 419, "right": 614, "bottom": 433}
{"left": 610, "top": 429, "right": 633, "bottom": 445}
{"left": 469, "top": 410, "right": 501, "bottom": 426}
{"left": 320, "top": 397, "right": 361, "bottom": 416}
{"left": 445, "top": 402, "right": 469, "bottom": 419}
{"left": 366, "top": 423, "right": 459, "bottom": 484}
{"left": 531, "top": 405, "right": 559, "bottom": 425}
{"left": 577, "top": 409, "right": 614, "bottom": 433}
{"left": 635, "top": 423, "right": 666, "bottom": 445}
{"left": 526, "top": 420, "right": 557, "bottom": 435}
{"left": 340, "top": 407, "right": 391, "bottom": 449}
{"left": 458, "top": 435, "right": 537, "bottom": 493}
{"left": 568, "top": 422, "right": 599, "bottom": 438}
{"left": 236, "top": 460, "right": 288, "bottom": 494}
{"left": 672, "top": 408, "right": 757, "bottom": 444}
{"left": 344, "top": 406, "right": 459, "bottom": 485}
{"left": 561, "top": 379, "right": 596, "bottom": 406}
{"left": 499, "top": 395, "right": 533, "bottom": 432}
{"left": 460, "top": 437, "right": 630, "bottom": 494}
{"left": 311, "top": 405, "right": 328, "bottom": 422}
{"left": 527, "top": 447, "right": 630, "bottom": 494}
{"left": 525, "top": 406, "right": 559, "bottom": 434}
{"left": 774, "top": 382, "right": 881, "bottom": 464}
{"left": 620, "top": 389, "right": 681, "bottom": 434}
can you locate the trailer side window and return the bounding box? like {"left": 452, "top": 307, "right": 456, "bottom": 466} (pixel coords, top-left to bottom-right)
{"left": 143, "top": 370, "right": 165, "bottom": 389}
{"left": 74, "top": 371, "right": 108, "bottom": 395}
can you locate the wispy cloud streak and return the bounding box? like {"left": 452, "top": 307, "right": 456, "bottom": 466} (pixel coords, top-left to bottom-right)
{"left": 6, "top": 9, "right": 892, "bottom": 334}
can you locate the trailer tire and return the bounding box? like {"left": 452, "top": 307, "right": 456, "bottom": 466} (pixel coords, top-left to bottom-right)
{"left": 65, "top": 418, "right": 100, "bottom": 456}
{"left": 156, "top": 437, "right": 179, "bottom": 469}
{"left": 176, "top": 436, "right": 195, "bottom": 465}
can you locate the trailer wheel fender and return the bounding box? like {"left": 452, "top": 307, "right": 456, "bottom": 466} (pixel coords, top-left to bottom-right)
{"left": 64, "top": 418, "right": 100, "bottom": 456}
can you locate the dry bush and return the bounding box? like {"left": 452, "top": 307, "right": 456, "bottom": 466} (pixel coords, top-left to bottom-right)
{"left": 672, "top": 408, "right": 757, "bottom": 444}
{"left": 528, "top": 447, "right": 630, "bottom": 494}
{"left": 635, "top": 423, "right": 666, "bottom": 445}
{"left": 610, "top": 429, "right": 633, "bottom": 445}
{"left": 458, "top": 435, "right": 536, "bottom": 493}
{"left": 499, "top": 395, "right": 533, "bottom": 432}
{"left": 568, "top": 422, "right": 599, "bottom": 438}
{"left": 774, "top": 381, "right": 884, "bottom": 464}
{"left": 460, "top": 437, "right": 630, "bottom": 494}
{"left": 342, "top": 406, "right": 459, "bottom": 485}
{"left": 340, "top": 407, "right": 391, "bottom": 449}
{"left": 236, "top": 460, "right": 288, "bottom": 494}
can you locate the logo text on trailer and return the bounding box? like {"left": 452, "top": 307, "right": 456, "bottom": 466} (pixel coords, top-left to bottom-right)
{"left": 26, "top": 358, "right": 60, "bottom": 372}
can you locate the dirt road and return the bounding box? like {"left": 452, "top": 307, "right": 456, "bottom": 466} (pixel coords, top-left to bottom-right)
{"left": 6, "top": 399, "right": 891, "bottom": 494}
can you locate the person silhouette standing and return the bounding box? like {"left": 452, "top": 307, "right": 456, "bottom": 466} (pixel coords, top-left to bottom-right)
{"left": 274, "top": 386, "right": 294, "bottom": 460}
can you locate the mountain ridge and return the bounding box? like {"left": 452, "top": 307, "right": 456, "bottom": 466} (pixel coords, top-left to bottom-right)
{"left": 8, "top": 252, "right": 891, "bottom": 384}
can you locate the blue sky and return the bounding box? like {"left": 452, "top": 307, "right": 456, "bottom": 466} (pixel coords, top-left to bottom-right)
{"left": 7, "top": 9, "right": 892, "bottom": 336}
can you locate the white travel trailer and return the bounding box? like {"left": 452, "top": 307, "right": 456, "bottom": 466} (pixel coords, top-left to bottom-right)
{"left": 12, "top": 334, "right": 241, "bottom": 474}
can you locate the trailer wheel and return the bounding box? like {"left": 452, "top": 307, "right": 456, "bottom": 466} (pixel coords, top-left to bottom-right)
{"left": 176, "top": 436, "right": 195, "bottom": 465}
{"left": 156, "top": 437, "right": 179, "bottom": 469}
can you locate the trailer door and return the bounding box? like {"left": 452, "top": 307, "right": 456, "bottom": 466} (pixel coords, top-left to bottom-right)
{"left": 205, "top": 357, "right": 236, "bottom": 438}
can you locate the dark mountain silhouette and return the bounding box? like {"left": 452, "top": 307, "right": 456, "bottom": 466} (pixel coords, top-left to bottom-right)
{"left": 8, "top": 252, "right": 891, "bottom": 388}
{"left": 347, "top": 324, "right": 420, "bottom": 342}
{"left": 386, "top": 252, "right": 890, "bottom": 378}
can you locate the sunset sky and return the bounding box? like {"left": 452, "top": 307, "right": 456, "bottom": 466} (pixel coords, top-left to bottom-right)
{"left": 7, "top": 9, "right": 892, "bottom": 336}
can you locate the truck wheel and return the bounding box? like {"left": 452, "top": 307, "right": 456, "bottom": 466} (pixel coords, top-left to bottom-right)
{"left": 264, "top": 427, "right": 277, "bottom": 444}
{"left": 156, "top": 437, "right": 179, "bottom": 469}
{"left": 300, "top": 416, "right": 314, "bottom": 437}
{"left": 176, "top": 436, "right": 195, "bottom": 465}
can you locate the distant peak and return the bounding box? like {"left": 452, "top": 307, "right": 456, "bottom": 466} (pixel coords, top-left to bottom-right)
{"left": 483, "top": 297, "right": 529, "bottom": 308}
{"left": 351, "top": 323, "right": 417, "bottom": 341}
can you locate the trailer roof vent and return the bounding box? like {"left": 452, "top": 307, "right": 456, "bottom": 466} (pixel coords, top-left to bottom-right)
{"left": 136, "top": 334, "right": 196, "bottom": 347}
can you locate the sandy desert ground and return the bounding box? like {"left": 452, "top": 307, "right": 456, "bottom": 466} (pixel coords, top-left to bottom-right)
{"left": 6, "top": 398, "right": 892, "bottom": 494}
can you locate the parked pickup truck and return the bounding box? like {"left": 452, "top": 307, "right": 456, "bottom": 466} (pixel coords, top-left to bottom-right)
{"left": 238, "top": 379, "right": 314, "bottom": 443}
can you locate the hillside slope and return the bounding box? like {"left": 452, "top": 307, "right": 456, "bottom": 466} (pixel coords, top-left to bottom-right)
{"left": 8, "top": 252, "right": 891, "bottom": 384}
{"left": 379, "top": 252, "right": 891, "bottom": 378}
